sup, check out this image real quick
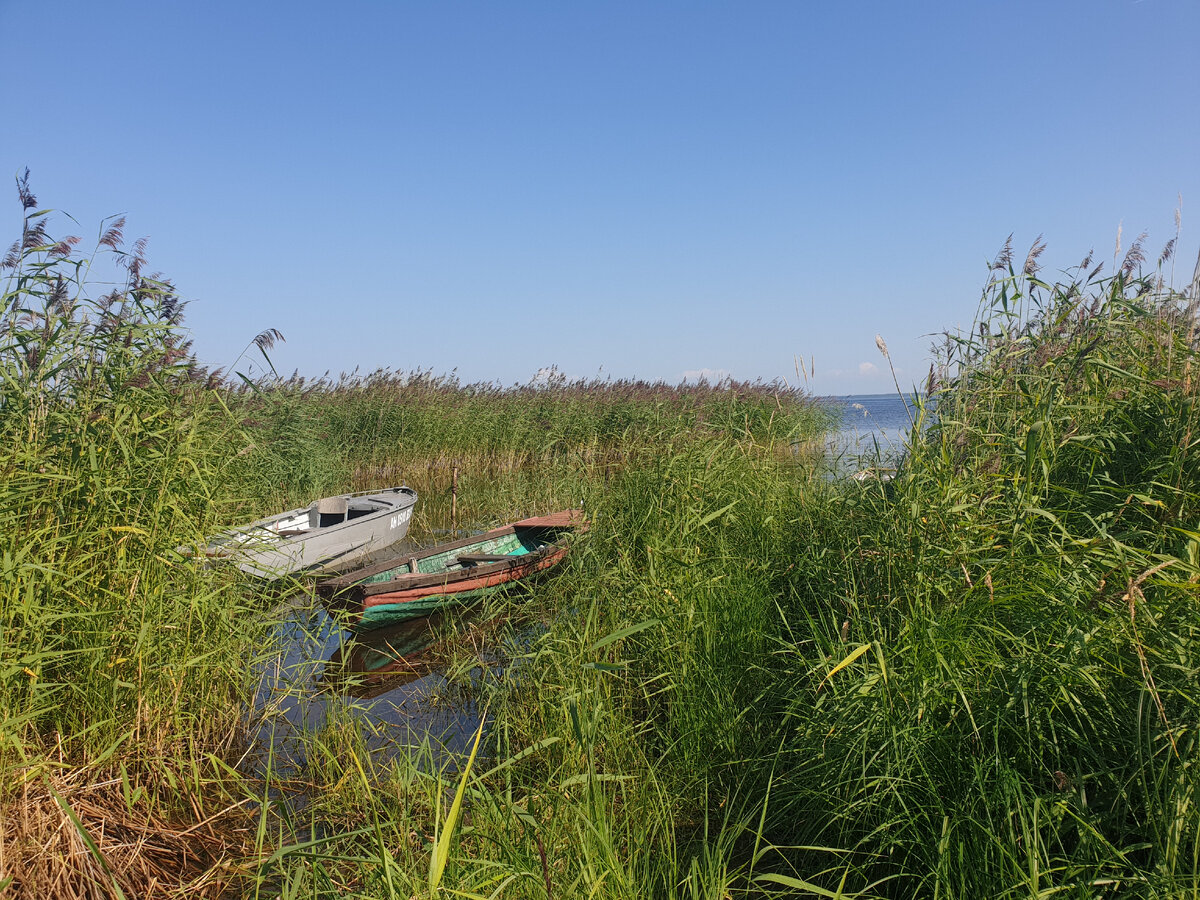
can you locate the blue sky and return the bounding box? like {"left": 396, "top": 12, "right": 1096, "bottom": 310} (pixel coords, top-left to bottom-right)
{"left": 3, "top": 1, "right": 1197, "bottom": 394}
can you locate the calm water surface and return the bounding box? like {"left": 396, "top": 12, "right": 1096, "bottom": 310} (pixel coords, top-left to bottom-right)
{"left": 820, "top": 392, "right": 922, "bottom": 466}
{"left": 248, "top": 576, "right": 483, "bottom": 782}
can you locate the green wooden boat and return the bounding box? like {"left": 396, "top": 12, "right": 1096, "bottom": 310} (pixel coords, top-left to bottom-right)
{"left": 317, "top": 510, "right": 584, "bottom": 631}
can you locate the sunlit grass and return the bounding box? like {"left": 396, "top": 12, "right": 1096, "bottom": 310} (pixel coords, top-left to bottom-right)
{"left": 4, "top": 179, "right": 1197, "bottom": 898}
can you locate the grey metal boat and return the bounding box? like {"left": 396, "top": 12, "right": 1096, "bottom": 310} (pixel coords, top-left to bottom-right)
{"left": 200, "top": 487, "right": 417, "bottom": 578}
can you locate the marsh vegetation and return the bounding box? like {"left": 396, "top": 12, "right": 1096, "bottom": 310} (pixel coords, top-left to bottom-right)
{"left": 2, "top": 178, "right": 1197, "bottom": 897}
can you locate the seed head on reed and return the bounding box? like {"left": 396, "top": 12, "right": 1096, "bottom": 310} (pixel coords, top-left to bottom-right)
{"left": 252, "top": 327, "right": 285, "bottom": 354}
{"left": 992, "top": 234, "right": 1014, "bottom": 272}
{"left": 49, "top": 235, "right": 80, "bottom": 258}
{"left": 21, "top": 218, "right": 49, "bottom": 252}
{"left": 1121, "top": 231, "right": 1147, "bottom": 277}
{"left": 1024, "top": 234, "right": 1046, "bottom": 277}
{"left": 48, "top": 275, "right": 70, "bottom": 317}
{"left": 98, "top": 216, "right": 125, "bottom": 251}
{"left": 1, "top": 239, "right": 19, "bottom": 270}
{"left": 1158, "top": 237, "right": 1176, "bottom": 269}
{"left": 16, "top": 167, "right": 36, "bottom": 210}
{"left": 875, "top": 334, "right": 890, "bottom": 359}
{"left": 123, "top": 235, "right": 149, "bottom": 277}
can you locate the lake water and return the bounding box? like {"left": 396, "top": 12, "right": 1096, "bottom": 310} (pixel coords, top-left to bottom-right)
{"left": 819, "top": 392, "right": 921, "bottom": 467}
{"left": 248, "top": 595, "right": 483, "bottom": 786}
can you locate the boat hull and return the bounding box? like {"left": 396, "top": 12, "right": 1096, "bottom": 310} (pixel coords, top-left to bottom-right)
{"left": 201, "top": 487, "right": 418, "bottom": 578}
{"left": 357, "top": 546, "right": 567, "bottom": 629}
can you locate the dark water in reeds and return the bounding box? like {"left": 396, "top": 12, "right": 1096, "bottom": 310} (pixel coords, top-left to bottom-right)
{"left": 248, "top": 595, "right": 482, "bottom": 780}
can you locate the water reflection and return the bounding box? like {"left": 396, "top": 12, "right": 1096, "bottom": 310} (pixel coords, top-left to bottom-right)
{"left": 324, "top": 613, "right": 449, "bottom": 697}
{"left": 247, "top": 599, "right": 481, "bottom": 779}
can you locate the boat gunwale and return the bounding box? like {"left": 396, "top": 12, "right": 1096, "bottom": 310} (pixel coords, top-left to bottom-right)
{"left": 355, "top": 539, "right": 566, "bottom": 600}
{"left": 318, "top": 521, "right": 525, "bottom": 592}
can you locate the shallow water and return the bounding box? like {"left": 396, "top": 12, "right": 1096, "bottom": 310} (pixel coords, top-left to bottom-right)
{"left": 246, "top": 593, "right": 482, "bottom": 781}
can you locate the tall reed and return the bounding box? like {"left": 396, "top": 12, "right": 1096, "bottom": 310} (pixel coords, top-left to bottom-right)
{"left": 259, "top": 238, "right": 1200, "bottom": 898}
{"left": 0, "top": 176, "right": 264, "bottom": 898}
{"left": 748, "top": 241, "right": 1200, "bottom": 896}
{"left": 1, "top": 175, "right": 832, "bottom": 898}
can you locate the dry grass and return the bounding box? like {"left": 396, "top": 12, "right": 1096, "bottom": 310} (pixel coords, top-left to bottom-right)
{"left": 0, "top": 770, "right": 257, "bottom": 900}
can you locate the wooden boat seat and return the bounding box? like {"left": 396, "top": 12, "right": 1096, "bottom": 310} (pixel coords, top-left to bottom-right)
{"left": 453, "top": 553, "right": 514, "bottom": 565}
{"left": 311, "top": 496, "right": 349, "bottom": 529}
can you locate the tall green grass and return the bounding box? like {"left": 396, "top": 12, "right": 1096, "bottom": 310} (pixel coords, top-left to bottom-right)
{"left": 253, "top": 239, "right": 1200, "bottom": 898}
{"left": 8, "top": 173, "right": 1196, "bottom": 899}
{"left": 0, "top": 177, "right": 829, "bottom": 897}
{"left": 0, "top": 175, "right": 268, "bottom": 896}
{"left": 748, "top": 242, "right": 1200, "bottom": 895}
{"left": 0, "top": 175, "right": 253, "bottom": 775}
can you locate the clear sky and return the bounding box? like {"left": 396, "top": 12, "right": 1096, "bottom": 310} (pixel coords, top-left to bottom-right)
{"left": 3, "top": 1, "right": 1197, "bottom": 395}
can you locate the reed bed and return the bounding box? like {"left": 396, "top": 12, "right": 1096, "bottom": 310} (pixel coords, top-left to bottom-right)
{"left": 676, "top": 241, "right": 1200, "bottom": 896}
{"left": 218, "top": 368, "right": 824, "bottom": 523}
{"left": 254, "top": 241, "right": 1200, "bottom": 898}
{"left": 5, "top": 177, "right": 1197, "bottom": 898}
{"left": 0, "top": 179, "right": 826, "bottom": 897}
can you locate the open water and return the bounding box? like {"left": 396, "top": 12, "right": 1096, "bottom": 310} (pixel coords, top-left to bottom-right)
{"left": 820, "top": 392, "right": 922, "bottom": 468}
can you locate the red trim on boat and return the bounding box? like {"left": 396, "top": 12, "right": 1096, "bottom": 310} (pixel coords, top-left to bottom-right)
{"left": 361, "top": 545, "right": 568, "bottom": 611}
